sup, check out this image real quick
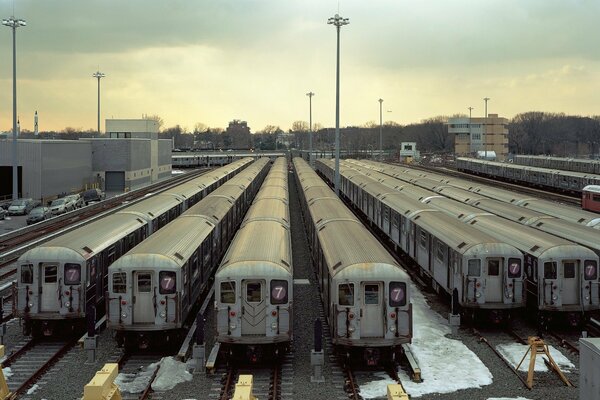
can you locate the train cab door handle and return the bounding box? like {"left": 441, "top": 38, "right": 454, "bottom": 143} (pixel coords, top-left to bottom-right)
{"left": 133, "top": 295, "right": 136, "bottom": 304}
{"left": 360, "top": 309, "right": 363, "bottom": 318}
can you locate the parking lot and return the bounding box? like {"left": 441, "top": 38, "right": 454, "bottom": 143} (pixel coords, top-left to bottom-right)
{"left": 0, "top": 214, "right": 29, "bottom": 234}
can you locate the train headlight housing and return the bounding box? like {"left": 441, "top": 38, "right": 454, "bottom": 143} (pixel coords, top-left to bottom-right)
{"left": 121, "top": 312, "right": 127, "bottom": 318}
{"left": 348, "top": 326, "right": 355, "bottom": 333}
{"left": 552, "top": 295, "right": 558, "bottom": 300}
{"left": 229, "top": 323, "right": 237, "bottom": 330}
{"left": 160, "top": 311, "right": 166, "bottom": 318}
{"left": 586, "top": 295, "right": 590, "bottom": 300}
{"left": 476, "top": 293, "right": 481, "bottom": 298}
{"left": 271, "top": 322, "right": 277, "bottom": 330}
{"left": 389, "top": 326, "right": 396, "bottom": 333}
{"left": 28, "top": 303, "right": 33, "bottom": 308}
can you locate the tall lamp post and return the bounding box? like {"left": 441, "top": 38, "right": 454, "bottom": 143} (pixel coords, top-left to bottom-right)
{"left": 483, "top": 97, "right": 490, "bottom": 159}
{"left": 328, "top": 13, "right": 349, "bottom": 195}
{"left": 306, "top": 92, "right": 315, "bottom": 167}
{"left": 468, "top": 106, "right": 474, "bottom": 156}
{"left": 378, "top": 98, "right": 383, "bottom": 161}
{"left": 3, "top": 16, "right": 26, "bottom": 200}
{"left": 93, "top": 71, "right": 106, "bottom": 134}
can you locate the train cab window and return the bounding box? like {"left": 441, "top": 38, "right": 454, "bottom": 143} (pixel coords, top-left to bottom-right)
{"left": 21, "top": 264, "right": 33, "bottom": 284}
{"left": 338, "top": 283, "right": 354, "bottom": 306}
{"left": 487, "top": 259, "right": 500, "bottom": 276}
{"left": 44, "top": 265, "right": 58, "bottom": 283}
{"left": 389, "top": 282, "right": 407, "bottom": 307}
{"left": 246, "top": 282, "right": 262, "bottom": 302}
{"left": 584, "top": 260, "right": 598, "bottom": 280}
{"left": 220, "top": 282, "right": 236, "bottom": 304}
{"left": 593, "top": 195, "right": 600, "bottom": 202}
{"left": 137, "top": 273, "right": 152, "bottom": 293}
{"left": 563, "top": 262, "right": 576, "bottom": 279}
{"left": 270, "top": 280, "right": 288, "bottom": 305}
{"left": 112, "top": 273, "right": 127, "bottom": 293}
{"left": 544, "top": 262, "right": 558, "bottom": 279}
{"left": 508, "top": 258, "right": 522, "bottom": 278}
{"left": 364, "top": 284, "right": 380, "bottom": 305}
{"left": 467, "top": 259, "right": 481, "bottom": 277}
{"left": 64, "top": 263, "right": 81, "bottom": 285}
{"left": 159, "top": 271, "right": 176, "bottom": 294}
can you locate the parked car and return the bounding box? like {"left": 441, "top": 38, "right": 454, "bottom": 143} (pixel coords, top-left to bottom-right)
{"left": 26, "top": 207, "right": 52, "bottom": 225}
{"left": 67, "top": 194, "right": 85, "bottom": 208}
{"left": 49, "top": 198, "right": 73, "bottom": 215}
{"left": 8, "top": 198, "right": 37, "bottom": 215}
{"left": 82, "top": 188, "right": 105, "bottom": 205}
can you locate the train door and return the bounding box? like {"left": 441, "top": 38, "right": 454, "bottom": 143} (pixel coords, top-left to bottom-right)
{"left": 542, "top": 261, "right": 560, "bottom": 306}
{"left": 361, "top": 283, "right": 384, "bottom": 337}
{"left": 485, "top": 258, "right": 502, "bottom": 302}
{"left": 561, "top": 260, "right": 579, "bottom": 305}
{"left": 241, "top": 280, "right": 266, "bottom": 335}
{"left": 133, "top": 272, "right": 155, "bottom": 323}
{"left": 40, "top": 263, "right": 59, "bottom": 312}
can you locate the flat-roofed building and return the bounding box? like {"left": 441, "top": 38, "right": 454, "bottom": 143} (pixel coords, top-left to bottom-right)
{"left": 449, "top": 113, "right": 509, "bottom": 161}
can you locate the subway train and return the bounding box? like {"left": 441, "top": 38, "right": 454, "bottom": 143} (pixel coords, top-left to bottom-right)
{"left": 107, "top": 158, "right": 270, "bottom": 348}
{"left": 215, "top": 157, "right": 293, "bottom": 360}
{"left": 456, "top": 157, "right": 600, "bottom": 195}
{"left": 316, "top": 159, "right": 526, "bottom": 323}
{"left": 172, "top": 152, "right": 285, "bottom": 168}
{"left": 15, "top": 158, "right": 253, "bottom": 337}
{"left": 294, "top": 157, "right": 412, "bottom": 365}
{"left": 582, "top": 185, "right": 600, "bottom": 213}
{"left": 514, "top": 154, "right": 600, "bottom": 175}
{"left": 340, "top": 159, "right": 600, "bottom": 326}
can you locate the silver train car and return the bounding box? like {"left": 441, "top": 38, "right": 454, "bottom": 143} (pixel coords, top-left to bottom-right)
{"left": 456, "top": 157, "right": 600, "bottom": 195}
{"left": 173, "top": 152, "right": 286, "bottom": 168}
{"left": 317, "top": 159, "right": 526, "bottom": 322}
{"left": 107, "top": 158, "right": 270, "bottom": 348}
{"left": 215, "top": 157, "right": 292, "bottom": 360}
{"left": 15, "top": 158, "right": 253, "bottom": 337}
{"left": 514, "top": 155, "right": 600, "bottom": 175}
{"left": 294, "top": 158, "right": 411, "bottom": 365}
{"left": 343, "top": 159, "right": 600, "bottom": 325}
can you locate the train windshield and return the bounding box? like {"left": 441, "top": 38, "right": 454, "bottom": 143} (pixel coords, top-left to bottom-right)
{"left": 64, "top": 264, "right": 81, "bottom": 285}
{"left": 270, "top": 280, "right": 288, "bottom": 305}
{"left": 487, "top": 259, "right": 500, "bottom": 276}
{"left": 338, "top": 283, "right": 354, "bottom": 306}
{"left": 467, "top": 259, "right": 481, "bottom": 277}
{"left": 220, "top": 281, "right": 236, "bottom": 304}
{"left": 246, "top": 282, "right": 262, "bottom": 303}
{"left": 389, "top": 282, "right": 407, "bottom": 307}
{"left": 112, "top": 273, "right": 126, "bottom": 293}
{"left": 563, "top": 262, "right": 576, "bottom": 279}
{"left": 21, "top": 264, "right": 33, "bottom": 284}
{"left": 544, "top": 262, "right": 558, "bottom": 279}
{"left": 585, "top": 260, "right": 598, "bottom": 280}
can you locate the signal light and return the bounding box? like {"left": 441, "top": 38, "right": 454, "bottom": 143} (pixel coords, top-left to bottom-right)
{"left": 121, "top": 300, "right": 127, "bottom": 305}
{"left": 230, "top": 310, "right": 236, "bottom": 317}
{"left": 390, "top": 312, "right": 396, "bottom": 319}
{"left": 271, "top": 310, "right": 277, "bottom": 317}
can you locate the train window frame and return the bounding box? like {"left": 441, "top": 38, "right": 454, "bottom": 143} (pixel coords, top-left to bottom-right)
{"left": 563, "top": 262, "right": 576, "bottom": 279}
{"left": 487, "top": 259, "right": 500, "bottom": 276}
{"left": 364, "top": 284, "right": 380, "bottom": 305}
{"left": 20, "top": 264, "right": 33, "bottom": 284}
{"left": 585, "top": 260, "right": 598, "bottom": 280}
{"left": 508, "top": 258, "right": 522, "bottom": 278}
{"left": 544, "top": 262, "right": 558, "bottom": 280}
{"left": 246, "top": 282, "right": 262, "bottom": 303}
{"left": 137, "top": 273, "right": 152, "bottom": 293}
{"left": 270, "top": 280, "right": 288, "bottom": 305}
{"left": 64, "top": 263, "right": 81, "bottom": 285}
{"left": 112, "top": 272, "right": 127, "bottom": 293}
{"left": 220, "top": 281, "right": 236, "bottom": 304}
{"left": 159, "top": 271, "right": 177, "bottom": 295}
{"left": 338, "top": 283, "right": 354, "bottom": 306}
{"left": 436, "top": 240, "right": 445, "bottom": 262}
{"left": 419, "top": 230, "right": 427, "bottom": 248}
{"left": 467, "top": 259, "right": 481, "bottom": 277}
{"left": 389, "top": 282, "right": 407, "bottom": 307}
{"left": 44, "top": 264, "right": 58, "bottom": 283}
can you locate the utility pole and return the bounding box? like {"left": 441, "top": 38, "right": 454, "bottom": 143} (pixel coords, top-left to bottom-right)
{"left": 483, "top": 97, "right": 490, "bottom": 159}
{"left": 378, "top": 98, "right": 383, "bottom": 161}
{"left": 307, "top": 92, "right": 315, "bottom": 167}
{"left": 93, "top": 71, "right": 106, "bottom": 134}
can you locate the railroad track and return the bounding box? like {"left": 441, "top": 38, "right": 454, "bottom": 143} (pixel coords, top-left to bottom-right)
{"left": 113, "top": 351, "right": 165, "bottom": 400}
{"left": 2, "top": 337, "right": 78, "bottom": 397}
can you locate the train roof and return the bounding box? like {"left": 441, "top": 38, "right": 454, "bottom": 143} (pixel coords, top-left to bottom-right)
{"left": 243, "top": 198, "right": 290, "bottom": 227}
{"left": 118, "top": 193, "right": 183, "bottom": 217}
{"left": 583, "top": 185, "right": 600, "bottom": 193}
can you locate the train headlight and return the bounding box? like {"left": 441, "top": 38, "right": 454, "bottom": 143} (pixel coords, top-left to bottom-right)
{"left": 271, "top": 322, "right": 277, "bottom": 330}
{"left": 389, "top": 326, "right": 396, "bottom": 333}
{"left": 229, "top": 323, "right": 237, "bottom": 330}
{"left": 160, "top": 311, "right": 166, "bottom": 318}
{"left": 65, "top": 301, "right": 71, "bottom": 308}
{"left": 552, "top": 295, "right": 558, "bottom": 300}
{"left": 586, "top": 295, "right": 590, "bottom": 300}
{"left": 28, "top": 303, "right": 33, "bottom": 308}
{"left": 506, "top": 293, "right": 513, "bottom": 299}
{"left": 476, "top": 293, "right": 481, "bottom": 298}
{"left": 121, "top": 312, "right": 127, "bottom": 318}
{"left": 348, "top": 326, "right": 355, "bottom": 333}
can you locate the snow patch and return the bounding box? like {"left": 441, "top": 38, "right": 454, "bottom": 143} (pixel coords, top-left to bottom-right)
{"left": 487, "top": 397, "right": 532, "bottom": 400}
{"left": 26, "top": 384, "right": 39, "bottom": 395}
{"left": 496, "top": 343, "right": 575, "bottom": 372}
{"left": 360, "top": 283, "right": 493, "bottom": 398}
{"left": 115, "top": 361, "right": 159, "bottom": 393}
{"left": 359, "top": 372, "right": 396, "bottom": 399}
{"left": 151, "top": 356, "right": 193, "bottom": 391}
{"left": 2, "top": 367, "right": 12, "bottom": 380}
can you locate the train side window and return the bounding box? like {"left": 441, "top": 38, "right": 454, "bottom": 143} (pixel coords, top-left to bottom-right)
{"left": 467, "top": 259, "right": 481, "bottom": 277}
{"left": 364, "top": 284, "right": 380, "bottom": 305}
{"left": 220, "top": 281, "right": 236, "bottom": 304}
{"left": 338, "top": 283, "right": 354, "bottom": 306}
{"left": 544, "top": 262, "right": 557, "bottom": 279}
{"left": 389, "top": 282, "right": 407, "bottom": 307}
{"left": 44, "top": 265, "right": 58, "bottom": 283}
{"left": 585, "top": 260, "right": 598, "bottom": 280}
{"left": 563, "top": 262, "right": 576, "bottom": 279}
{"left": 487, "top": 259, "right": 500, "bottom": 276}
{"left": 436, "top": 240, "right": 445, "bottom": 262}
{"left": 593, "top": 194, "right": 600, "bottom": 202}
{"left": 270, "top": 280, "right": 288, "bottom": 305}
{"left": 21, "top": 264, "right": 33, "bottom": 284}
{"left": 112, "top": 273, "right": 126, "bottom": 293}
{"left": 64, "top": 263, "right": 81, "bottom": 285}
{"left": 246, "top": 282, "right": 262, "bottom": 302}
{"left": 419, "top": 230, "right": 427, "bottom": 248}
{"left": 159, "top": 271, "right": 176, "bottom": 294}
{"left": 138, "top": 273, "right": 152, "bottom": 293}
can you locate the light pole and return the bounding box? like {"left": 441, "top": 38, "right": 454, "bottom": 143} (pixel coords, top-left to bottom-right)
{"left": 328, "top": 13, "right": 349, "bottom": 195}
{"left": 93, "top": 71, "right": 106, "bottom": 134}
{"left": 307, "top": 91, "right": 315, "bottom": 167}
{"left": 468, "top": 106, "right": 474, "bottom": 156}
{"left": 3, "top": 16, "right": 26, "bottom": 200}
{"left": 378, "top": 98, "right": 383, "bottom": 161}
{"left": 483, "top": 97, "right": 490, "bottom": 158}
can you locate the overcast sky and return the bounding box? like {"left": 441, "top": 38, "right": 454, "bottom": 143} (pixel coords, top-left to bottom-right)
{"left": 0, "top": 0, "right": 599, "bottom": 132}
